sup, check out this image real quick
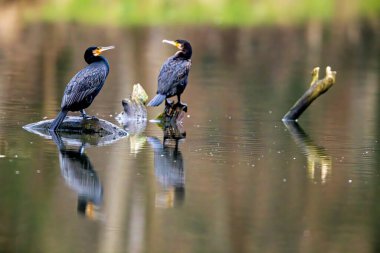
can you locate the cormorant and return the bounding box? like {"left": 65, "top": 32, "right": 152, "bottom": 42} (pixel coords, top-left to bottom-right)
{"left": 147, "top": 39, "right": 192, "bottom": 107}
{"left": 49, "top": 46, "right": 114, "bottom": 131}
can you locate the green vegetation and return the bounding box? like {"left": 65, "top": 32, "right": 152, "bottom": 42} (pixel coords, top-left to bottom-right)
{"left": 24, "top": 0, "right": 380, "bottom": 26}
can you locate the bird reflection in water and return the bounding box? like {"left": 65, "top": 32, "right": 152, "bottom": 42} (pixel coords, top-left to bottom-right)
{"left": 148, "top": 122, "right": 186, "bottom": 208}
{"left": 284, "top": 121, "right": 332, "bottom": 183}
{"left": 51, "top": 132, "right": 103, "bottom": 219}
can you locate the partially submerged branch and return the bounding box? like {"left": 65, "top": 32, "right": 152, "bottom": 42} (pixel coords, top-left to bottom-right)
{"left": 283, "top": 66, "right": 337, "bottom": 121}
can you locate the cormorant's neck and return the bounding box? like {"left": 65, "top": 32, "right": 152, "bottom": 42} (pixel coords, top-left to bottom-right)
{"left": 85, "top": 55, "right": 106, "bottom": 64}
{"left": 85, "top": 55, "right": 110, "bottom": 74}
{"left": 174, "top": 49, "right": 192, "bottom": 60}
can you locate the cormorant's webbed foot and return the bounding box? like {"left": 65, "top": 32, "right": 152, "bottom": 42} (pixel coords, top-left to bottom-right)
{"left": 80, "top": 110, "right": 98, "bottom": 120}
{"left": 178, "top": 102, "right": 188, "bottom": 112}
{"left": 164, "top": 99, "right": 174, "bottom": 115}
{"left": 165, "top": 99, "right": 174, "bottom": 107}
{"left": 80, "top": 110, "right": 89, "bottom": 119}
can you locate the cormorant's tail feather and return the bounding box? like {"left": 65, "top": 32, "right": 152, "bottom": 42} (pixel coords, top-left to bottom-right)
{"left": 49, "top": 110, "right": 68, "bottom": 131}
{"left": 147, "top": 94, "right": 166, "bottom": 107}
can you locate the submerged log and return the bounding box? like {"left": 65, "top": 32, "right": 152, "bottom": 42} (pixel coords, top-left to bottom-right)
{"left": 24, "top": 116, "right": 127, "bottom": 136}
{"left": 282, "top": 66, "right": 337, "bottom": 121}
{"left": 23, "top": 116, "right": 128, "bottom": 146}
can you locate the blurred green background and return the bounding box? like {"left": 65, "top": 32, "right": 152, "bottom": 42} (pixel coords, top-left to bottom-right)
{"left": 3, "top": 0, "right": 380, "bottom": 26}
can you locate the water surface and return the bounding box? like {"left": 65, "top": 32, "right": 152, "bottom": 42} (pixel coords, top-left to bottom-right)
{"left": 0, "top": 23, "right": 379, "bottom": 253}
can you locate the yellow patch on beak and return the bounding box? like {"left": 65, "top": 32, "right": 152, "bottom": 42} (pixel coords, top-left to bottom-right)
{"left": 92, "top": 48, "right": 101, "bottom": 56}
{"left": 175, "top": 42, "right": 182, "bottom": 49}
{"left": 93, "top": 45, "right": 115, "bottom": 56}
{"left": 162, "top": 40, "right": 181, "bottom": 49}
{"left": 85, "top": 202, "right": 95, "bottom": 219}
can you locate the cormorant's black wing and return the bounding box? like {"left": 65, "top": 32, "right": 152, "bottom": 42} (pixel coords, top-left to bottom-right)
{"left": 61, "top": 62, "right": 108, "bottom": 108}
{"left": 157, "top": 57, "right": 191, "bottom": 96}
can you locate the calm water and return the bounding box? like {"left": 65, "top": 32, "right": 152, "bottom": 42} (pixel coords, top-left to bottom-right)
{"left": 0, "top": 22, "right": 379, "bottom": 253}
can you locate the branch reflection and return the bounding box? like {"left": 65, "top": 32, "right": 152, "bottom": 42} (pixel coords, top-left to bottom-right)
{"left": 51, "top": 132, "right": 103, "bottom": 219}
{"left": 284, "top": 121, "right": 332, "bottom": 183}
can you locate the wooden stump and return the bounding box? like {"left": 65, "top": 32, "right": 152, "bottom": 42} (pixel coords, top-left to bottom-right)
{"left": 120, "top": 83, "right": 148, "bottom": 120}
{"left": 116, "top": 83, "right": 148, "bottom": 135}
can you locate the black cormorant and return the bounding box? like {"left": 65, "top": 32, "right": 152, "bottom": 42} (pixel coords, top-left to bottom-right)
{"left": 147, "top": 39, "right": 192, "bottom": 107}
{"left": 50, "top": 46, "right": 114, "bottom": 131}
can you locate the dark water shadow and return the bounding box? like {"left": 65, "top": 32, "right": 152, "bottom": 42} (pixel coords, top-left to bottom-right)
{"left": 148, "top": 121, "right": 186, "bottom": 208}
{"left": 284, "top": 121, "right": 332, "bottom": 183}
{"left": 51, "top": 132, "right": 103, "bottom": 219}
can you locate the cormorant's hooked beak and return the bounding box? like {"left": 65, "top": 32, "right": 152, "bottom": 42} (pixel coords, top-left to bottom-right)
{"left": 162, "top": 40, "right": 181, "bottom": 49}
{"left": 93, "top": 46, "right": 115, "bottom": 56}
